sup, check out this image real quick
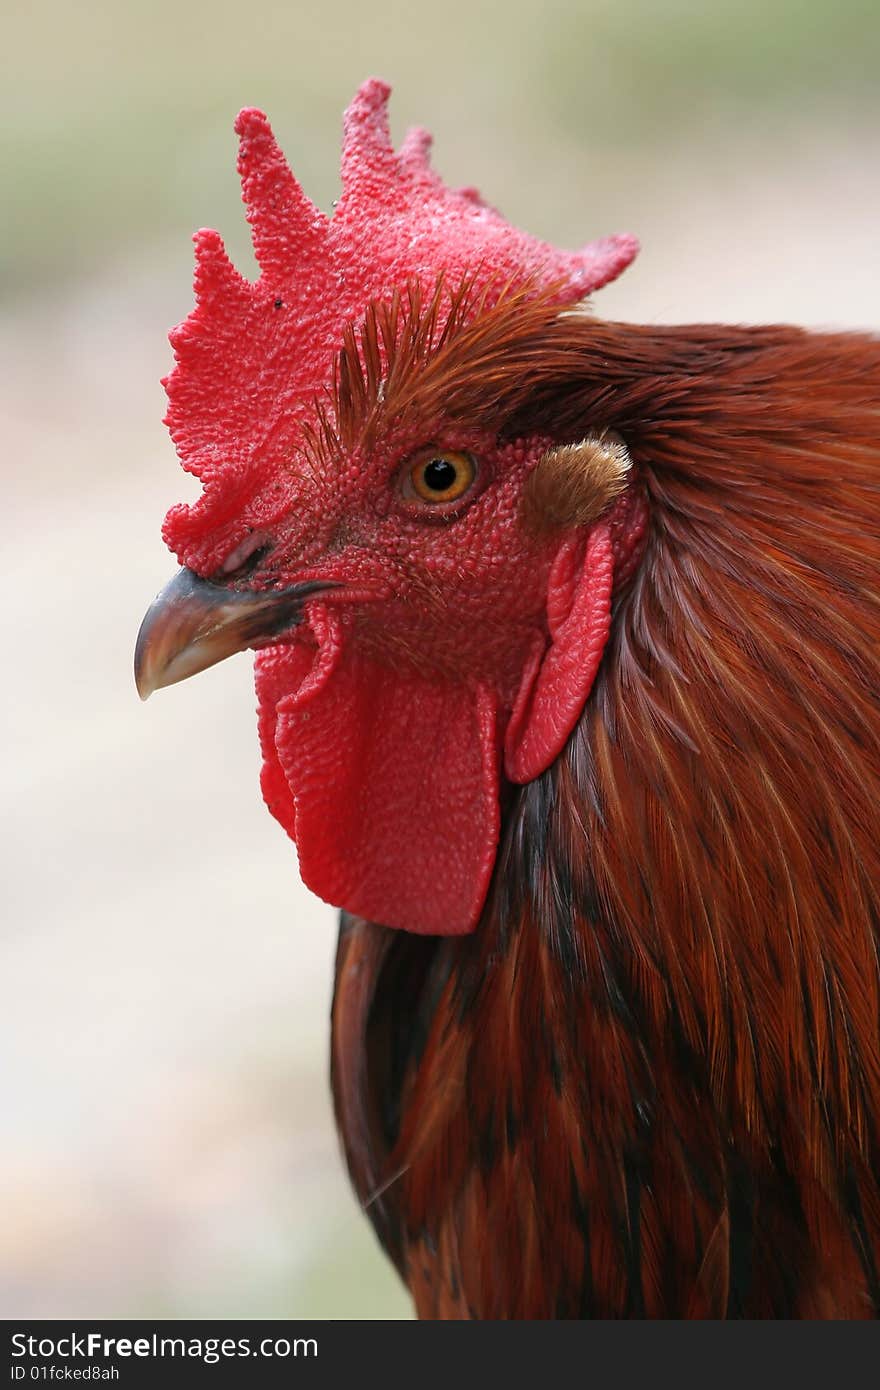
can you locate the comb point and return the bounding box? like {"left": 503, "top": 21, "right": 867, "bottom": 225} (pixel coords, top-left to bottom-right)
{"left": 340, "top": 77, "right": 395, "bottom": 194}
{"left": 234, "top": 107, "right": 327, "bottom": 282}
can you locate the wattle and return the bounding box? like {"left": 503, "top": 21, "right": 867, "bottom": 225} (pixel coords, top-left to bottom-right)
{"left": 256, "top": 605, "right": 501, "bottom": 935}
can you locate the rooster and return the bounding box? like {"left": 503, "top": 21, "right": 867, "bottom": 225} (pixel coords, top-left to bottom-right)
{"left": 135, "top": 80, "right": 880, "bottom": 1318}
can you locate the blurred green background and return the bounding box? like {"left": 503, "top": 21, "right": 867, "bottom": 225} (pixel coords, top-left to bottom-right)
{"left": 2, "top": 0, "right": 878, "bottom": 1320}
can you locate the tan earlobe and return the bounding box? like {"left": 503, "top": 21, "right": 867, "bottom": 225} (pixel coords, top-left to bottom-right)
{"left": 521, "top": 433, "right": 632, "bottom": 534}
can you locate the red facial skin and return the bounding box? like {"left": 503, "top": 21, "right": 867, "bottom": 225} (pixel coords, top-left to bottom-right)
{"left": 157, "top": 80, "right": 641, "bottom": 935}
{"left": 208, "top": 429, "right": 557, "bottom": 692}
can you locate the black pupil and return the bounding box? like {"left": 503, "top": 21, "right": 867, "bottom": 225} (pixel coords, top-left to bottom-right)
{"left": 423, "top": 458, "right": 459, "bottom": 492}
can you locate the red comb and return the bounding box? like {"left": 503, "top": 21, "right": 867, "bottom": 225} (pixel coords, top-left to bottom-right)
{"left": 162, "top": 78, "right": 637, "bottom": 558}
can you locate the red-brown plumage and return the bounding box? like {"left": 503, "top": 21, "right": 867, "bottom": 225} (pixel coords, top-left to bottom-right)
{"left": 136, "top": 83, "right": 880, "bottom": 1318}
{"left": 332, "top": 319, "right": 880, "bottom": 1317}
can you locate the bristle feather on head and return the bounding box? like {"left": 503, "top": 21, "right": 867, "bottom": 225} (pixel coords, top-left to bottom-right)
{"left": 161, "top": 79, "right": 637, "bottom": 562}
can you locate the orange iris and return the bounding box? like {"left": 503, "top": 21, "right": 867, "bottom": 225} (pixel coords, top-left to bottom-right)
{"left": 407, "top": 449, "right": 477, "bottom": 505}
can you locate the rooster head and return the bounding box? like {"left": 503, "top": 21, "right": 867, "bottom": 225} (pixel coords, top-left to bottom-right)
{"left": 135, "top": 79, "right": 645, "bottom": 935}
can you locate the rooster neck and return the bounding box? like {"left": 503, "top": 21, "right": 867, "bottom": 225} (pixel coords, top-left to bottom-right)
{"left": 332, "top": 746, "right": 880, "bottom": 1322}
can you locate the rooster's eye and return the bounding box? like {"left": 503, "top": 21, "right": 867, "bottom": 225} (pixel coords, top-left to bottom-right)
{"left": 403, "top": 449, "right": 477, "bottom": 506}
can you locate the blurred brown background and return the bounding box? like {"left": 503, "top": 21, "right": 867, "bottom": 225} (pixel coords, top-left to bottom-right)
{"left": 3, "top": 0, "right": 878, "bottom": 1318}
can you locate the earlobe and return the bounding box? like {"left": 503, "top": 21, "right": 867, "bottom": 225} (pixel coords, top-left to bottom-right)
{"left": 520, "top": 434, "right": 631, "bottom": 535}
{"left": 503, "top": 524, "right": 615, "bottom": 784}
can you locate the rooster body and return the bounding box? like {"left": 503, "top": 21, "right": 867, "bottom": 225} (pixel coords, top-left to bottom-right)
{"left": 137, "top": 85, "right": 880, "bottom": 1318}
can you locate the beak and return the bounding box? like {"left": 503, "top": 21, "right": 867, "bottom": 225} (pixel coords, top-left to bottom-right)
{"left": 134, "top": 568, "right": 325, "bottom": 700}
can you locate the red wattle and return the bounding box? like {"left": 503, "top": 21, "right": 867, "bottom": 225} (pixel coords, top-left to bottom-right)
{"left": 503, "top": 525, "right": 614, "bottom": 784}
{"left": 257, "top": 624, "right": 501, "bottom": 936}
